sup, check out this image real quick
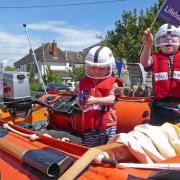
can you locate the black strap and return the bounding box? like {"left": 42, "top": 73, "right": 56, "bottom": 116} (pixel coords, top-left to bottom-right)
{"left": 97, "top": 105, "right": 106, "bottom": 145}
{"left": 94, "top": 46, "right": 104, "bottom": 63}
{"left": 167, "top": 54, "right": 174, "bottom": 78}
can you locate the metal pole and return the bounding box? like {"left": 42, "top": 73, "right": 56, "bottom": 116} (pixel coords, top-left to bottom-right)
{"left": 23, "top": 24, "right": 48, "bottom": 100}
{"left": 42, "top": 43, "right": 46, "bottom": 78}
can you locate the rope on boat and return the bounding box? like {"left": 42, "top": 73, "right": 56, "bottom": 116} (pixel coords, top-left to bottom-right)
{"left": 43, "top": 133, "right": 70, "bottom": 142}
{"left": 3, "top": 123, "right": 39, "bottom": 141}
{"left": 61, "top": 137, "right": 70, "bottom": 142}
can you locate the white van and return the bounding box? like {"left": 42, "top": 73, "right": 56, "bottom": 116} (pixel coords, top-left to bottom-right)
{"left": 66, "top": 82, "right": 76, "bottom": 92}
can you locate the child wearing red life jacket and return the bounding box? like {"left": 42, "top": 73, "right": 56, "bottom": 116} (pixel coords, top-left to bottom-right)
{"left": 140, "top": 24, "right": 180, "bottom": 125}
{"left": 78, "top": 46, "right": 122, "bottom": 147}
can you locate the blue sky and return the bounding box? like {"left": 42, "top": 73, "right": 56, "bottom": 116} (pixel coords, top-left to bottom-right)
{"left": 0, "top": 0, "right": 158, "bottom": 66}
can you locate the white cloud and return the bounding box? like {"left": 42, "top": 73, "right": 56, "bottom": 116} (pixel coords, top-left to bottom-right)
{"left": 0, "top": 20, "right": 105, "bottom": 66}
{"left": 0, "top": 31, "right": 30, "bottom": 66}
{"left": 28, "top": 20, "right": 104, "bottom": 50}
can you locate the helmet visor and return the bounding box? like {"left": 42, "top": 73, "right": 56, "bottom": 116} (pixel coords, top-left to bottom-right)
{"left": 155, "top": 35, "right": 180, "bottom": 47}
{"left": 85, "top": 64, "right": 112, "bottom": 79}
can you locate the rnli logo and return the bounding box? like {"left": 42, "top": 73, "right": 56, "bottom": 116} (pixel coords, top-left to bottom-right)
{"left": 173, "top": 71, "right": 180, "bottom": 79}
{"left": 154, "top": 72, "right": 168, "bottom": 81}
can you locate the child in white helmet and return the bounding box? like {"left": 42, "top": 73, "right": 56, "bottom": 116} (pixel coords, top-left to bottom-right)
{"left": 78, "top": 46, "right": 122, "bottom": 147}
{"left": 140, "top": 23, "right": 180, "bottom": 125}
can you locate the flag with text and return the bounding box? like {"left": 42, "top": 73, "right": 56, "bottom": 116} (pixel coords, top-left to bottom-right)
{"left": 158, "top": 0, "right": 180, "bottom": 27}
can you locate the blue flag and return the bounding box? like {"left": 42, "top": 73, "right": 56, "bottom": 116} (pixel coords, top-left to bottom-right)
{"left": 158, "top": 0, "right": 180, "bottom": 27}
{"left": 115, "top": 61, "right": 123, "bottom": 77}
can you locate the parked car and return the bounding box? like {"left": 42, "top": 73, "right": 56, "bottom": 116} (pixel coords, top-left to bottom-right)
{"left": 45, "top": 83, "right": 67, "bottom": 92}
{"left": 66, "top": 82, "right": 76, "bottom": 93}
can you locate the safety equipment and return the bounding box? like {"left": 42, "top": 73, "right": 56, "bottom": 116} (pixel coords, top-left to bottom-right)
{"left": 85, "top": 46, "right": 115, "bottom": 79}
{"left": 154, "top": 24, "right": 180, "bottom": 47}
{"left": 152, "top": 52, "right": 180, "bottom": 98}
{"left": 79, "top": 76, "right": 117, "bottom": 131}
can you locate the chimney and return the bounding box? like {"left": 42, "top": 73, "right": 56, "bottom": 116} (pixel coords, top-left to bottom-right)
{"left": 52, "top": 40, "right": 57, "bottom": 57}
{"left": 29, "top": 48, "right": 32, "bottom": 54}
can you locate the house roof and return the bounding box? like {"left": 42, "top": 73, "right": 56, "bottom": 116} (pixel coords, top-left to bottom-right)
{"left": 65, "top": 51, "right": 86, "bottom": 64}
{"left": 14, "top": 41, "right": 86, "bottom": 66}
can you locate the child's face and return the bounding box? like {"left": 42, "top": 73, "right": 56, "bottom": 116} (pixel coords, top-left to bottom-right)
{"left": 88, "top": 66, "right": 110, "bottom": 78}
{"left": 159, "top": 35, "right": 180, "bottom": 54}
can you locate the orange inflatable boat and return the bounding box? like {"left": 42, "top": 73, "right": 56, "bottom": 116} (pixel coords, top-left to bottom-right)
{"left": 48, "top": 94, "right": 151, "bottom": 133}
{"left": 0, "top": 120, "right": 179, "bottom": 180}
{"left": 1, "top": 93, "right": 151, "bottom": 134}
{"left": 0, "top": 93, "right": 63, "bottom": 124}
{"left": 0, "top": 93, "right": 152, "bottom": 150}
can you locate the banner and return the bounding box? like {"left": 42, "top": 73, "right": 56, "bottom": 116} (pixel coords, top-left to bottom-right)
{"left": 115, "top": 61, "right": 123, "bottom": 77}
{"left": 158, "top": 0, "right": 180, "bottom": 27}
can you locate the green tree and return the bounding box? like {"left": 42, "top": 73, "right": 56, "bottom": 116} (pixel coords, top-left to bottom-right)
{"left": 28, "top": 63, "right": 37, "bottom": 83}
{"left": 70, "top": 65, "right": 85, "bottom": 82}
{"left": 4, "top": 66, "right": 16, "bottom": 71}
{"left": 43, "top": 65, "right": 62, "bottom": 83}
{"left": 104, "top": 0, "right": 164, "bottom": 63}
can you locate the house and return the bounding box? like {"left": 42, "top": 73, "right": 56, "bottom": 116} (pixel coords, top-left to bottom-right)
{"left": 14, "top": 40, "right": 86, "bottom": 82}
{"left": 14, "top": 41, "right": 152, "bottom": 87}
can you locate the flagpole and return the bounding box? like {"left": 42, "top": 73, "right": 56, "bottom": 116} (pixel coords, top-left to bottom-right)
{"left": 139, "top": 0, "right": 167, "bottom": 56}
{"left": 149, "top": 0, "right": 167, "bottom": 29}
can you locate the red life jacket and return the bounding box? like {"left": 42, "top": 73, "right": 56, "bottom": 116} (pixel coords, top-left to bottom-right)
{"left": 79, "top": 76, "right": 117, "bottom": 131}
{"left": 152, "top": 52, "right": 180, "bottom": 99}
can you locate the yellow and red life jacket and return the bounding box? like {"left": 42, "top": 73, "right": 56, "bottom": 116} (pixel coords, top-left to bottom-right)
{"left": 152, "top": 52, "right": 180, "bottom": 99}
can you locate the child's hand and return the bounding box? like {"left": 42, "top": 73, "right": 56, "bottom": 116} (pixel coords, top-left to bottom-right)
{"left": 85, "top": 96, "right": 97, "bottom": 105}
{"left": 142, "top": 28, "right": 153, "bottom": 46}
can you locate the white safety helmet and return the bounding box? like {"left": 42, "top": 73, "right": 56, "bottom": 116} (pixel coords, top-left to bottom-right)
{"left": 154, "top": 24, "right": 180, "bottom": 47}
{"left": 85, "top": 46, "right": 115, "bottom": 79}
